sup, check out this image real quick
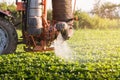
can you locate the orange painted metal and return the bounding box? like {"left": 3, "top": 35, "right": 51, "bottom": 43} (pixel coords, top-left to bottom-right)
{"left": 43, "top": 0, "right": 47, "bottom": 20}
{"left": 16, "top": 2, "right": 25, "bottom": 11}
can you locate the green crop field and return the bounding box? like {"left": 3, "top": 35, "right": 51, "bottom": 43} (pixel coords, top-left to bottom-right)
{"left": 1, "top": 29, "right": 120, "bottom": 80}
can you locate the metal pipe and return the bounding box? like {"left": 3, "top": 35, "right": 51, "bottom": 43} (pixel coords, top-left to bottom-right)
{"left": 43, "top": 0, "right": 47, "bottom": 20}
{"left": 73, "top": 0, "right": 76, "bottom": 13}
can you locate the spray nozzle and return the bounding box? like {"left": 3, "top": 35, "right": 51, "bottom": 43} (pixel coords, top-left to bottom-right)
{"left": 54, "top": 22, "right": 73, "bottom": 40}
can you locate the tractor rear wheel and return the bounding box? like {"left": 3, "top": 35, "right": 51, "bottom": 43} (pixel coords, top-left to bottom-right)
{"left": 0, "top": 17, "right": 18, "bottom": 54}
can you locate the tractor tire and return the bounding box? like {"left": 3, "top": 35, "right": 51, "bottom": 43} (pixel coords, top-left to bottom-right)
{"left": 0, "top": 17, "right": 18, "bottom": 54}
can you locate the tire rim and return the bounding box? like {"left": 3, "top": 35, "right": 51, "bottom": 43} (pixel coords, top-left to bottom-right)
{"left": 0, "top": 27, "right": 8, "bottom": 54}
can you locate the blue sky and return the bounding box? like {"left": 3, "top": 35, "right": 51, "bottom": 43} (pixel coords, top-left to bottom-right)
{"left": 1, "top": 0, "right": 120, "bottom": 12}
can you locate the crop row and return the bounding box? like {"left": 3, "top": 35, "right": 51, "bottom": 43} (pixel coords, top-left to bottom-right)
{"left": 0, "top": 29, "right": 120, "bottom": 79}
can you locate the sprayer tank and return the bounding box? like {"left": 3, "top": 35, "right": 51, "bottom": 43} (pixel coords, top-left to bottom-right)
{"left": 52, "top": 0, "right": 73, "bottom": 25}
{"left": 27, "top": 0, "right": 43, "bottom": 35}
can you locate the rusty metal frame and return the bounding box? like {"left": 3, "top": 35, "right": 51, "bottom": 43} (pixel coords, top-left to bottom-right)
{"left": 21, "top": 0, "right": 55, "bottom": 52}
{"left": 16, "top": 0, "right": 75, "bottom": 52}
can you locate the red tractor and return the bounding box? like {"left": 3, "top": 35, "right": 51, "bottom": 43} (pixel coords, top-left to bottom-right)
{"left": 0, "top": 0, "right": 74, "bottom": 54}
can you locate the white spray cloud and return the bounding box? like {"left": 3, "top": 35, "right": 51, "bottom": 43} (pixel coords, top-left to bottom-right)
{"left": 54, "top": 33, "right": 75, "bottom": 61}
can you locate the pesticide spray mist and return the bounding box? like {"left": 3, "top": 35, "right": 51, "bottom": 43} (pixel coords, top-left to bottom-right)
{"left": 54, "top": 33, "right": 76, "bottom": 61}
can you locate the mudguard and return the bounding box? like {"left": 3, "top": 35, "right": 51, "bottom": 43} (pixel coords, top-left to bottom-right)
{"left": 0, "top": 10, "right": 12, "bottom": 18}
